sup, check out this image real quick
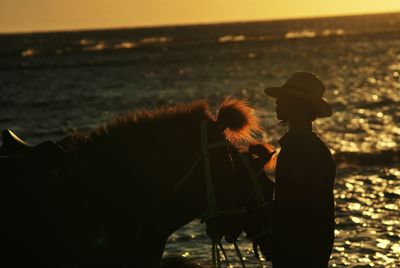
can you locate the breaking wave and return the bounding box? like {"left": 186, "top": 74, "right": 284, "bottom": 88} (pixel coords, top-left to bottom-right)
{"left": 284, "top": 29, "right": 345, "bottom": 39}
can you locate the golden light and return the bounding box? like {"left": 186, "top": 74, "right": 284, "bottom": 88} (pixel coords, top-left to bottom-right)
{"left": 1, "top": 0, "right": 400, "bottom": 33}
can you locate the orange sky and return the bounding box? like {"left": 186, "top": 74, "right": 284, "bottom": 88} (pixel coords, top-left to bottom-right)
{"left": 1, "top": 0, "right": 400, "bottom": 33}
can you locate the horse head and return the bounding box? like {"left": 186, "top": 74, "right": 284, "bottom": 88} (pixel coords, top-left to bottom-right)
{"left": 202, "top": 141, "right": 276, "bottom": 241}
{"left": 179, "top": 99, "right": 276, "bottom": 258}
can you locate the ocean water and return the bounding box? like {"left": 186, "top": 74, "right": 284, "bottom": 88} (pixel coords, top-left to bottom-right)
{"left": 1, "top": 12, "right": 400, "bottom": 267}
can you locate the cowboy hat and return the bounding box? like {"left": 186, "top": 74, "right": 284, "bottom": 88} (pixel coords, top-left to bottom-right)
{"left": 264, "top": 72, "right": 332, "bottom": 118}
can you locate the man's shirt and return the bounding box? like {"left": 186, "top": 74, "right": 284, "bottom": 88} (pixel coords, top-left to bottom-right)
{"left": 272, "top": 129, "right": 336, "bottom": 263}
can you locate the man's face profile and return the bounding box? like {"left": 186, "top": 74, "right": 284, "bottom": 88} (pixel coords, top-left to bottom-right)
{"left": 275, "top": 94, "right": 317, "bottom": 122}
{"left": 275, "top": 95, "right": 292, "bottom": 120}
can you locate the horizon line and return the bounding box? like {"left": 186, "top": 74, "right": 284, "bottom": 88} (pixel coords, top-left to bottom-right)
{"left": 1, "top": 10, "right": 400, "bottom": 36}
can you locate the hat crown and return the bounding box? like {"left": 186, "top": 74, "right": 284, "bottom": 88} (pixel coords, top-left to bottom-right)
{"left": 284, "top": 72, "right": 326, "bottom": 99}
{"left": 264, "top": 71, "right": 332, "bottom": 118}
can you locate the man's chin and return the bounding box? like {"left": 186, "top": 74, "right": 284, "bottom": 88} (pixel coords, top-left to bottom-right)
{"left": 276, "top": 115, "right": 284, "bottom": 121}
{"left": 276, "top": 113, "right": 289, "bottom": 121}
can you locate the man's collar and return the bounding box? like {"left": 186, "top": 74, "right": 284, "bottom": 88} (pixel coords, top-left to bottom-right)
{"left": 279, "top": 129, "right": 316, "bottom": 147}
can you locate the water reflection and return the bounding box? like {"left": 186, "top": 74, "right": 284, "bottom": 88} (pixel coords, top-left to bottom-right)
{"left": 165, "top": 166, "right": 400, "bottom": 267}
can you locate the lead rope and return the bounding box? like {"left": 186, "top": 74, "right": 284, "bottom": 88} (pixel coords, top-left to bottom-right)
{"left": 253, "top": 241, "right": 264, "bottom": 268}
{"left": 233, "top": 241, "right": 247, "bottom": 268}
{"left": 238, "top": 153, "right": 266, "bottom": 206}
{"left": 174, "top": 155, "right": 202, "bottom": 189}
{"left": 238, "top": 153, "right": 270, "bottom": 268}
{"left": 216, "top": 243, "right": 222, "bottom": 268}
{"left": 217, "top": 240, "right": 230, "bottom": 267}
{"left": 202, "top": 121, "right": 226, "bottom": 268}
{"left": 201, "top": 120, "right": 222, "bottom": 268}
{"left": 212, "top": 239, "right": 231, "bottom": 268}
{"left": 200, "top": 120, "right": 250, "bottom": 268}
{"left": 200, "top": 120, "right": 218, "bottom": 213}
{"left": 212, "top": 241, "right": 217, "bottom": 267}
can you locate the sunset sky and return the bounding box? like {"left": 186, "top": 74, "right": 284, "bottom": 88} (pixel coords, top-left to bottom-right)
{"left": 1, "top": 0, "right": 400, "bottom": 33}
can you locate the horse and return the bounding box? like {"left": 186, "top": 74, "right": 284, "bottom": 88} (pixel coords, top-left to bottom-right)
{"left": 0, "top": 99, "right": 275, "bottom": 267}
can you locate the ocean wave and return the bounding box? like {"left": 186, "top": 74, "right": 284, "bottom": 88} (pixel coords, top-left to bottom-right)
{"left": 218, "top": 35, "right": 246, "bottom": 43}
{"left": 284, "top": 29, "right": 346, "bottom": 39}
{"left": 217, "top": 28, "right": 347, "bottom": 43}
{"left": 79, "top": 39, "right": 96, "bottom": 46}
{"left": 81, "top": 41, "right": 138, "bottom": 51}
{"left": 217, "top": 34, "right": 284, "bottom": 43}
{"left": 139, "top": 36, "right": 172, "bottom": 44}
{"left": 334, "top": 149, "right": 400, "bottom": 166}
{"left": 322, "top": 29, "right": 345, "bottom": 36}
{"left": 114, "top": 41, "right": 137, "bottom": 49}
{"left": 83, "top": 41, "right": 106, "bottom": 51}
{"left": 284, "top": 30, "right": 317, "bottom": 39}
{"left": 21, "top": 48, "right": 38, "bottom": 57}
{"left": 13, "top": 36, "right": 173, "bottom": 59}
{"left": 74, "top": 37, "right": 171, "bottom": 52}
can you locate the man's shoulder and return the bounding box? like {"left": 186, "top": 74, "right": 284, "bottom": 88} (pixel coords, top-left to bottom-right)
{"left": 280, "top": 131, "right": 333, "bottom": 158}
{"left": 281, "top": 130, "right": 327, "bottom": 147}
{"left": 310, "top": 132, "right": 331, "bottom": 149}
{"left": 307, "top": 133, "right": 334, "bottom": 158}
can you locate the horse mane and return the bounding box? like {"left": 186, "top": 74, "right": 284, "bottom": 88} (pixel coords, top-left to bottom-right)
{"left": 67, "top": 99, "right": 262, "bottom": 151}
{"left": 82, "top": 100, "right": 212, "bottom": 144}
{"left": 103, "top": 100, "right": 213, "bottom": 132}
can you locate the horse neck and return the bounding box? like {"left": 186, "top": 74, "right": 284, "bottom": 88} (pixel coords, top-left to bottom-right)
{"left": 132, "top": 148, "right": 213, "bottom": 265}
{"left": 89, "top": 143, "right": 203, "bottom": 250}
{"left": 139, "top": 186, "right": 199, "bottom": 232}
{"left": 59, "top": 149, "right": 197, "bottom": 267}
{"left": 132, "top": 182, "right": 202, "bottom": 267}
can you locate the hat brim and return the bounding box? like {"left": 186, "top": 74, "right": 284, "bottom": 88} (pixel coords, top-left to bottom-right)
{"left": 264, "top": 86, "right": 332, "bottom": 118}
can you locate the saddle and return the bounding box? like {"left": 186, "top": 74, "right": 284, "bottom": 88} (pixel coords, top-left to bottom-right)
{"left": 0, "top": 129, "right": 33, "bottom": 156}
{"left": 0, "top": 129, "right": 65, "bottom": 173}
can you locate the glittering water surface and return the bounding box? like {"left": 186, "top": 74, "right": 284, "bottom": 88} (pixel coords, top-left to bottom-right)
{"left": 164, "top": 166, "right": 400, "bottom": 267}
{"left": 1, "top": 13, "right": 400, "bottom": 267}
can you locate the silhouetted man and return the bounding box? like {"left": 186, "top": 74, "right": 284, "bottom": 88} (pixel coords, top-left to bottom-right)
{"left": 264, "top": 72, "right": 336, "bottom": 267}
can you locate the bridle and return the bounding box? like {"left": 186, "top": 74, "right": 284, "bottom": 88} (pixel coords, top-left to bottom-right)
{"left": 175, "top": 120, "right": 272, "bottom": 268}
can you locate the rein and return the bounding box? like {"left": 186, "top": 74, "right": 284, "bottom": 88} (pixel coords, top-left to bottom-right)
{"left": 175, "top": 120, "right": 269, "bottom": 268}
{"left": 238, "top": 153, "right": 272, "bottom": 266}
